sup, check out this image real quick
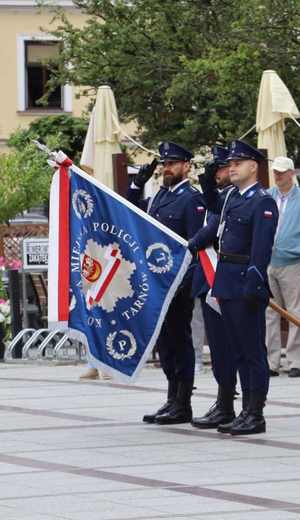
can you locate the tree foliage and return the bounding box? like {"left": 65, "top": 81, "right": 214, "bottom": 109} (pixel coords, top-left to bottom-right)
{"left": 8, "top": 115, "right": 88, "bottom": 163}
{"left": 0, "top": 144, "right": 52, "bottom": 224}
{"left": 47, "top": 0, "right": 300, "bottom": 159}
{"left": 1, "top": 115, "right": 87, "bottom": 223}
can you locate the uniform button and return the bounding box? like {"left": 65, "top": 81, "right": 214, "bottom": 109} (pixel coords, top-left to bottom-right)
{"left": 225, "top": 228, "right": 229, "bottom": 232}
{"left": 257, "top": 286, "right": 262, "bottom": 290}
{"left": 156, "top": 213, "right": 159, "bottom": 217}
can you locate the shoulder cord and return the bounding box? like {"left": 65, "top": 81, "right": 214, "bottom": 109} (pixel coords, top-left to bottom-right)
{"left": 218, "top": 186, "right": 236, "bottom": 252}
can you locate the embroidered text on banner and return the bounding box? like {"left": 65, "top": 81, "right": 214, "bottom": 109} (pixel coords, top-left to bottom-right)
{"left": 48, "top": 163, "right": 191, "bottom": 382}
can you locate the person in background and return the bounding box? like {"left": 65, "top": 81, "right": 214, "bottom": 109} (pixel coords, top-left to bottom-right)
{"left": 191, "top": 298, "right": 205, "bottom": 374}
{"left": 79, "top": 362, "right": 111, "bottom": 380}
{"left": 266, "top": 156, "right": 300, "bottom": 378}
{"left": 80, "top": 363, "right": 99, "bottom": 380}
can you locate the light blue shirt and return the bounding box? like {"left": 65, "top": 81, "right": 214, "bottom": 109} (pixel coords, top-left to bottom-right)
{"left": 268, "top": 185, "right": 300, "bottom": 267}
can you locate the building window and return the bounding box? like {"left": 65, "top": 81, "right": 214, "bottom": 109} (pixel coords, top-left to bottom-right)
{"left": 25, "top": 41, "right": 62, "bottom": 109}
{"left": 17, "top": 34, "right": 72, "bottom": 113}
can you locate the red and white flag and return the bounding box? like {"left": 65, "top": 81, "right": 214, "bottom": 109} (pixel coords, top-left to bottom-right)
{"left": 198, "top": 246, "right": 221, "bottom": 314}
{"left": 198, "top": 246, "right": 221, "bottom": 313}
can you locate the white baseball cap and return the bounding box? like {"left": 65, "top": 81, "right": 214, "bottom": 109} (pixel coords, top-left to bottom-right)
{"left": 272, "top": 156, "right": 295, "bottom": 172}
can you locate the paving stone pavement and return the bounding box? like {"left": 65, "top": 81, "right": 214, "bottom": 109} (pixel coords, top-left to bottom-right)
{"left": 0, "top": 362, "right": 300, "bottom": 520}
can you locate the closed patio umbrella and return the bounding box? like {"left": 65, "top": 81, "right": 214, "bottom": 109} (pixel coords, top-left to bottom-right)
{"left": 256, "top": 70, "right": 299, "bottom": 185}
{"left": 80, "top": 86, "right": 121, "bottom": 379}
{"left": 80, "top": 85, "right": 121, "bottom": 189}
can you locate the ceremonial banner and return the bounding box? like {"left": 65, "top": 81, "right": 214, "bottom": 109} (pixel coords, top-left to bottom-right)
{"left": 48, "top": 160, "right": 191, "bottom": 382}
{"left": 198, "top": 247, "right": 221, "bottom": 314}
{"left": 197, "top": 211, "right": 221, "bottom": 314}
{"left": 198, "top": 246, "right": 217, "bottom": 290}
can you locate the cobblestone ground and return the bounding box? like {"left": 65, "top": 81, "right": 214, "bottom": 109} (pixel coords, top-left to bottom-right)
{"left": 0, "top": 362, "right": 299, "bottom": 520}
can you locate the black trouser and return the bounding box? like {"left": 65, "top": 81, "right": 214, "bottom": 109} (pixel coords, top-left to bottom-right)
{"left": 200, "top": 294, "right": 237, "bottom": 389}
{"left": 219, "top": 299, "right": 269, "bottom": 395}
{"left": 157, "top": 282, "right": 195, "bottom": 383}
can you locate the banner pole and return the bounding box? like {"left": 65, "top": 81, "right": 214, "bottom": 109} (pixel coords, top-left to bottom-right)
{"left": 269, "top": 299, "right": 300, "bottom": 328}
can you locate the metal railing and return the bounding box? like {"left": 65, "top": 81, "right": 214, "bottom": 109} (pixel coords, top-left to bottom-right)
{"left": 6, "top": 328, "right": 36, "bottom": 359}
{"left": 6, "top": 328, "right": 86, "bottom": 362}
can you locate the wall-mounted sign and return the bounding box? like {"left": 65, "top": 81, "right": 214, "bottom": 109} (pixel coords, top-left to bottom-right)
{"left": 23, "top": 238, "right": 48, "bottom": 271}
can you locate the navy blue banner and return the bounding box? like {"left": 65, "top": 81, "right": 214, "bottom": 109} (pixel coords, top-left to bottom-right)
{"left": 52, "top": 165, "right": 191, "bottom": 382}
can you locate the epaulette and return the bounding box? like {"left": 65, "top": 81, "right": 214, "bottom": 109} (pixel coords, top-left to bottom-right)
{"left": 177, "top": 184, "right": 194, "bottom": 194}
{"left": 259, "top": 188, "right": 268, "bottom": 197}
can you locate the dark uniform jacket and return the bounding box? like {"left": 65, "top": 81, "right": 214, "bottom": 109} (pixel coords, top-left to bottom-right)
{"left": 190, "top": 183, "right": 278, "bottom": 301}
{"left": 190, "top": 185, "right": 232, "bottom": 298}
{"left": 127, "top": 180, "right": 206, "bottom": 281}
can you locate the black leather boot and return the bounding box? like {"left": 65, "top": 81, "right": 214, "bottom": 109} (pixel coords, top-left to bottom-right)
{"left": 218, "top": 391, "right": 249, "bottom": 433}
{"left": 143, "top": 379, "right": 178, "bottom": 423}
{"left": 192, "top": 386, "right": 235, "bottom": 429}
{"left": 155, "top": 380, "right": 193, "bottom": 424}
{"left": 230, "top": 392, "right": 266, "bottom": 435}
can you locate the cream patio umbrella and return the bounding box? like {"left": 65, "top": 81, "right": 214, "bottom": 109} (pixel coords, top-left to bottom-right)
{"left": 256, "top": 70, "right": 300, "bottom": 185}
{"left": 80, "top": 85, "right": 122, "bottom": 190}
{"left": 80, "top": 86, "right": 121, "bottom": 381}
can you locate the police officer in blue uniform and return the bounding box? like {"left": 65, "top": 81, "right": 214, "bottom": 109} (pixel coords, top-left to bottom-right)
{"left": 128, "top": 142, "right": 206, "bottom": 424}
{"left": 193, "top": 140, "right": 278, "bottom": 435}
{"left": 190, "top": 145, "right": 237, "bottom": 429}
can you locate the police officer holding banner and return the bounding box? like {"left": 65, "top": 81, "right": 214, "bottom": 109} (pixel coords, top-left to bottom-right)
{"left": 192, "top": 140, "right": 278, "bottom": 435}
{"left": 128, "top": 142, "right": 206, "bottom": 424}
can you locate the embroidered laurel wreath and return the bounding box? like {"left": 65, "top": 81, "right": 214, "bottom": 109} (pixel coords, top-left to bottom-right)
{"left": 106, "top": 330, "right": 137, "bottom": 360}
{"left": 146, "top": 243, "right": 173, "bottom": 274}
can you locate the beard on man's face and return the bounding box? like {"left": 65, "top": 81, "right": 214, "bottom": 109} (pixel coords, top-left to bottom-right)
{"left": 163, "top": 172, "right": 183, "bottom": 187}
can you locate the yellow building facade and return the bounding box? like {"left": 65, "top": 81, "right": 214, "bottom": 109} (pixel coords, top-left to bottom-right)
{"left": 0, "top": 1, "right": 93, "bottom": 152}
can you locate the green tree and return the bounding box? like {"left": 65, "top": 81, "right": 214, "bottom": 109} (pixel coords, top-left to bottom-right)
{"left": 46, "top": 0, "right": 300, "bottom": 159}
{"left": 0, "top": 144, "right": 52, "bottom": 224}
{"left": 0, "top": 115, "right": 88, "bottom": 223}
{"left": 8, "top": 114, "right": 88, "bottom": 163}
